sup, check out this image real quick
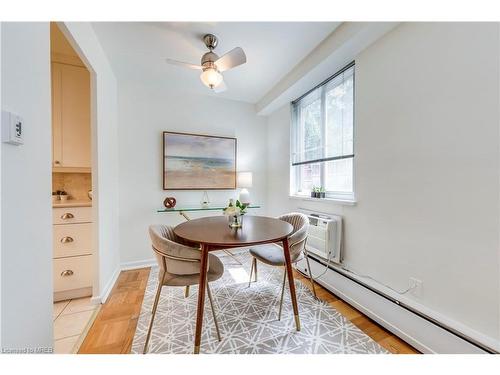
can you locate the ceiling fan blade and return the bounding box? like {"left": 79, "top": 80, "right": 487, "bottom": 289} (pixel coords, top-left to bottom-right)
{"left": 215, "top": 47, "right": 246, "bottom": 72}
{"left": 165, "top": 58, "right": 202, "bottom": 70}
{"left": 214, "top": 81, "right": 227, "bottom": 93}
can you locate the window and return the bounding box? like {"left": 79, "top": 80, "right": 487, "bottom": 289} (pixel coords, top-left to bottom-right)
{"left": 291, "top": 62, "right": 355, "bottom": 201}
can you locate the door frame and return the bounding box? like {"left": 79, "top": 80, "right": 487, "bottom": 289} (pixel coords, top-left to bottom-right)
{"left": 53, "top": 22, "right": 101, "bottom": 301}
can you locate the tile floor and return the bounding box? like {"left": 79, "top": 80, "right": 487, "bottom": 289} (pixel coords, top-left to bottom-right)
{"left": 53, "top": 297, "right": 99, "bottom": 354}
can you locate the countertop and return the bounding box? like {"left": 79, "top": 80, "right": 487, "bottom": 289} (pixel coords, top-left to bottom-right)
{"left": 53, "top": 199, "right": 92, "bottom": 208}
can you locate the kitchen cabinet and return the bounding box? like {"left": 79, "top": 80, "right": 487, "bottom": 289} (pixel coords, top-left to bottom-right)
{"left": 51, "top": 62, "right": 91, "bottom": 171}
{"left": 53, "top": 205, "right": 93, "bottom": 301}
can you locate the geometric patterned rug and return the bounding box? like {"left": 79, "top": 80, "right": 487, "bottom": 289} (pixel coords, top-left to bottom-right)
{"left": 131, "top": 249, "right": 389, "bottom": 354}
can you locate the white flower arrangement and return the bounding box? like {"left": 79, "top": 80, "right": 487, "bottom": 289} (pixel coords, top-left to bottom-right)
{"left": 223, "top": 205, "right": 242, "bottom": 217}
{"left": 222, "top": 199, "right": 248, "bottom": 216}
{"left": 223, "top": 199, "right": 248, "bottom": 228}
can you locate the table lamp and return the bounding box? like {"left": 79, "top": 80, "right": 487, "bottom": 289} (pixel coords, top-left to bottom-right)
{"left": 237, "top": 172, "right": 253, "bottom": 204}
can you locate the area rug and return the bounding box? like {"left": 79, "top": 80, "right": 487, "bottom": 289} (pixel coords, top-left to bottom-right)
{"left": 131, "top": 250, "right": 389, "bottom": 354}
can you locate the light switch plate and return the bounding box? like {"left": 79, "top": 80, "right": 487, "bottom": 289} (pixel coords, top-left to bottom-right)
{"left": 2, "top": 110, "right": 24, "bottom": 145}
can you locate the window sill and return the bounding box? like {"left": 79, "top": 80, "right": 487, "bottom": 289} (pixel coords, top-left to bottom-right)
{"left": 288, "top": 195, "right": 357, "bottom": 206}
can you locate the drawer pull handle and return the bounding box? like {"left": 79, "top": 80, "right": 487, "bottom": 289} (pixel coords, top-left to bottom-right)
{"left": 61, "top": 213, "right": 74, "bottom": 220}
{"left": 60, "top": 236, "right": 74, "bottom": 243}
{"left": 60, "top": 270, "right": 74, "bottom": 277}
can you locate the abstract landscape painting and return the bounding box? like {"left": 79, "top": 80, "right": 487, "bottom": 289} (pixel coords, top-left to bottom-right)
{"left": 163, "top": 132, "right": 236, "bottom": 190}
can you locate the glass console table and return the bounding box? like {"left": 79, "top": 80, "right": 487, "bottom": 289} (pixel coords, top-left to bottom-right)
{"left": 158, "top": 204, "right": 262, "bottom": 264}
{"left": 157, "top": 205, "right": 261, "bottom": 221}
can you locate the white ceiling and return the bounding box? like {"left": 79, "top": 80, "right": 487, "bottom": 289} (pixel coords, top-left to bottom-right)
{"left": 91, "top": 22, "right": 339, "bottom": 103}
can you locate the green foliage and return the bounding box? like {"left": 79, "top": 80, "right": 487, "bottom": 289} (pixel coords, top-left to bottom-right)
{"left": 235, "top": 200, "right": 248, "bottom": 214}
{"left": 223, "top": 199, "right": 248, "bottom": 214}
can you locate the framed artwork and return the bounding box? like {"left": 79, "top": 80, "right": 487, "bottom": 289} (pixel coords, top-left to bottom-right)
{"left": 163, "top": 131, "right": 237, "bottom": 190}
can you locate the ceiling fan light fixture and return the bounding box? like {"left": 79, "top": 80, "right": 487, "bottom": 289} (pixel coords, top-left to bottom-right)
{"left": 200, "top": 68, "right": 223, "bottom": 89}
{"left": 166, "top": 33, "right": 245, "bottom": 93}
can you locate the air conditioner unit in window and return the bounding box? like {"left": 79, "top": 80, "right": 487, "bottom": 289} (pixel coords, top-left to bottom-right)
{"left": 298, "top": 209, "right": 343, "bottom": 264}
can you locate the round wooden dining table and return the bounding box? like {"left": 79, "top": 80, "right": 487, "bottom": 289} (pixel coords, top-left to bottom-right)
{"left": 174, "top": 215, "right": 300, "bottom": 354}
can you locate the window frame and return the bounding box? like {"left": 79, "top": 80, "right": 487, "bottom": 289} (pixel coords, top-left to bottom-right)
{"left": 290, "top": 61, "right": 356, "bottom": 202}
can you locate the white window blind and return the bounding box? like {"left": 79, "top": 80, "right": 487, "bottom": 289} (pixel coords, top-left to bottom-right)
{"left": 291, "top": 62, "right": 355, "bottom": 198}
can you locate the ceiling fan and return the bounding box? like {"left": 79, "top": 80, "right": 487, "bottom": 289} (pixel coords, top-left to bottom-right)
{"left": 166, "top": 34, "right": 247, "bottom": 93}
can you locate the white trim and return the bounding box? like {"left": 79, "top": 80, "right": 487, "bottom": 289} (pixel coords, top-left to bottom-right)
{"left": 89, "top": 296, "right": 103, "bottom": 305}
{"left": 335, "top": 262, "right": 500, "bottom": 352}
{"left": 120, "top": 258, "right": 157, "bottom": 271}
{"left": 297, "top": 256, "right": 496, "bottom": 353}
{"left": 289, "top": 195, "right": 356, "bottom": 205}
{"left": 91, "top": 266, "right": 120, "bottom": 304}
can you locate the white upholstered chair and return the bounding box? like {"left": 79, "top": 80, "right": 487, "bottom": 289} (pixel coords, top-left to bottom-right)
{"left": 248, "top": 212, "right": 317, "bottom": 320}
{"left": 143, "top": 224, "right": 224, "bottom": 353}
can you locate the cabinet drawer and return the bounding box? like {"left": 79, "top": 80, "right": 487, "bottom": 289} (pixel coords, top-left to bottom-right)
{"left": 53, "top": 206, "right": 92, "bottom": 224}
{"left": 53, "top": 255, "right": 92, "bottom": 293}
{"left": 53, "top": 223, "right": 92, "bottom": 258}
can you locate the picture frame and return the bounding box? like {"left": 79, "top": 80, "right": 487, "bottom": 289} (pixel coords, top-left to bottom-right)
{"left": 163, "top": 131, "right": 237, "bottom": 190}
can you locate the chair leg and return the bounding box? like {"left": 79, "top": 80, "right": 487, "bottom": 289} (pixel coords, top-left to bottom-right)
{"left": 222, "top": 249, "right": 243, "bottom": 265}
{"left": 248, "top": 257, "right": 255, "bottom": 287}
{"left": 278, "top": 268, "right": 287, "bottom": 321}
{"left": 206, "top": 282, "right": 221, "bottom": 342}
{"left": 185, "top": 285, "right": 190, "bottom": 298}
{"left": 143, "top": 277, "right": 163, "bottom": 354}
{"left": 304, "top": 253, "right": 317, "bottom": 298}
{"left": 253, "top": 258, "right": 258, "bottom": 282}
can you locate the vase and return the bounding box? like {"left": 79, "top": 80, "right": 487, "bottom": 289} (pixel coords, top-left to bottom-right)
{"left": 201, "top": 191, "right": 210, "bottom": 208}
{"left": 228, "top": 214, "right": 243, "bottom": 228}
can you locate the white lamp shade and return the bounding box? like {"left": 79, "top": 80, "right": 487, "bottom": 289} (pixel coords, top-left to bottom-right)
{"left": 237, "top": 172, "right": 253, "bottom": 188}
{"left": 200, "top": 68, "right": 223, "bottom": 89}
{"left": 239, "top": 189, "right": 251, "bottom": 204}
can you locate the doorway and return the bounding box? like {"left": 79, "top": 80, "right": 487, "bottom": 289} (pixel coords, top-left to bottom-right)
{"left": 50, "top": 22, "right": 99, "bottom": 353}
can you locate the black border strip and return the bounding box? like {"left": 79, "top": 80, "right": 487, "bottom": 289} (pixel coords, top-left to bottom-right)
{"left": 305, "top": 253, "right": 496, "bottom": 354}
{"left": 292, "top": 154, "right": 354, "bottom": 167}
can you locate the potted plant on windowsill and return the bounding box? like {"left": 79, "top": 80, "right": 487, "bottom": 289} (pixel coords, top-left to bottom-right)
{"left": 319, "top": 187, "right": 326, "bottom": 198}
{"left": 310, "top": 186, "right": 326, "bottom": 198}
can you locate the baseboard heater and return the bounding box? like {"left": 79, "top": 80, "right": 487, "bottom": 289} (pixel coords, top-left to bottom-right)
{"left": 296, "top": 253, "right": 495, "bottom": 354}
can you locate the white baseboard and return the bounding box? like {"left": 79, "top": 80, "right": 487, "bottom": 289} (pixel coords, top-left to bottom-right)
{"left": 54, "top": 287, "right": 92, "bottom": 303}
{"left": 90, "top": 296, "right": 103, "bottom": 305}
{"left": 91, "top": 266, "right": 121, "bottom": 304}
{"left": 120, "top": 258, "right": 156, "bottom": 271}
{"left": 297, "top": 256, "right": 493, "bottom": 353}
{"left": 119, "top": 250, "right": 248, "bottom": 273}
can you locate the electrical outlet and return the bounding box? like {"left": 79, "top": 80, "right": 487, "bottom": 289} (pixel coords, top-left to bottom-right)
{"left": 409, "top": 277, "right": 423, "bottom": 297}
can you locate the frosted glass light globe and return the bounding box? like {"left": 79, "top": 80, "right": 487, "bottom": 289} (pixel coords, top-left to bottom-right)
{"left": 200, "top": 68, "right": 223, "bottom": 89}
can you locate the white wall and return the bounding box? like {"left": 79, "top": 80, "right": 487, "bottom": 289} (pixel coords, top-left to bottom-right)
{"left": 257, "top": 22, "right": 398, "bottom": 115}
{"left": 61, "top": 23, "right": 121, "bottom": 300}
{"left": 117, "top": 78, "right": 267, "bottom": 266}
{"left": 1, "top": 21, "right": 3, "bottom": 349}
{"left": 1, "top": 23, "right": 53, "bottom": 349}
{"left": 266, "top": 23, "right": 500, "bottom": 350}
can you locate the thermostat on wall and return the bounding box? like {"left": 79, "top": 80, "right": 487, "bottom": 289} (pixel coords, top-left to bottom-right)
{"left": 2, "top": 110, "right": 24, "bottom": 145}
